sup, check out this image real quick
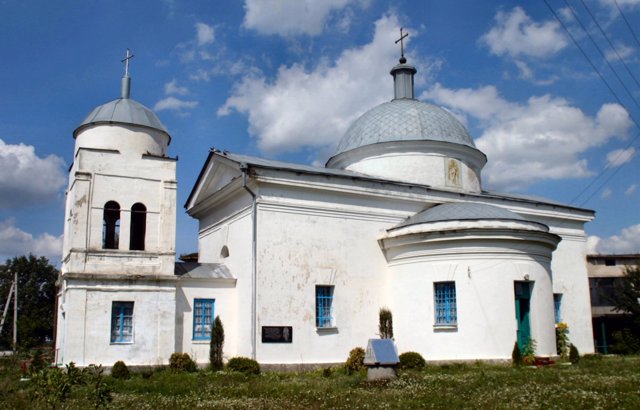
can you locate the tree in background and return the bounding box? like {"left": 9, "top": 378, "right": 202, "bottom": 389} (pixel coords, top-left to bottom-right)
{"left": 379, "top": 308, "right": 393, "bottom": 339}
{"left": 610, "top": 265, "right": 640, "bottom": 353}
{"left": 0, "top": 255, "right": 58, "bottom": 348}
{"left": 210, "top": 315, "right": 224, "bottom": 371}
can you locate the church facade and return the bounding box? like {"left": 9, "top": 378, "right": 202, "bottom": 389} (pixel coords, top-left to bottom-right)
{"left": 54, "top": 54, "right": 595, "bottom": 367}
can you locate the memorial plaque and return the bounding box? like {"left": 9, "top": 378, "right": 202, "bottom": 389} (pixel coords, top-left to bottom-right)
{"left": 364, "top": 339, "right": 399, "bottom": 365}
{"left": 261, "top": 326, "right": 293, "bottom": 343}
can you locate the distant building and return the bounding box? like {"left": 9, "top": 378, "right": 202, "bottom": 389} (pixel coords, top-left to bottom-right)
{"left": 587, "top": 254, "right": 640, "bottom": 353}
{"left": 55, "top": 50, "right": 596, "bottom": 367}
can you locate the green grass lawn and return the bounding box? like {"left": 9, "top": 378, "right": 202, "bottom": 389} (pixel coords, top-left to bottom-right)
{"left": 2, "top": 355, "right": 640, "bottom": 409}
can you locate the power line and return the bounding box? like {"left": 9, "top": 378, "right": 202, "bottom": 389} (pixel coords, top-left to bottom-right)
{"left": 562, "top": 0, "right": 640, "bottom": 113}
{"left": 614, "top": 0, "right": 640, "bottom": 50}
{"left": 580, "top": 0, "right": 640, "bottom": 90}
{"left": 544, "top": 0, "right": 640, "bottom": 205}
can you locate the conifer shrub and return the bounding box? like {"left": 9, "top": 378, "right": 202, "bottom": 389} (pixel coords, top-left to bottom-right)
{"left": 511, "top": 341, "right": 522, "bottom": 366}
{"left": 569, "top": 343, "right": 580, "bottom": 364}
{"left": 111, "top": 360, "right": 130, "bottom": 379}
{"left": 227, "top": 357, "right": 260, "bottom": 375}
{"left": 379, "top": 308, "right": 394, "bottom": 339}
{"left": 210, "top": 315, "right": 225, "bottom": 371}
{"left": 399, "top": 352, "right": 426, "bottom": 369}
{"left": 345, "top": 347, "right": 365, "bottom": 374}
{"left": 169, "top": 353, "right": 197, "bottom": 372}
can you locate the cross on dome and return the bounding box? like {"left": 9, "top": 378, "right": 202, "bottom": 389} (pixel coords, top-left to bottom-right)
{"left": 395, "top": 28, "right": 409, "bottom": 64}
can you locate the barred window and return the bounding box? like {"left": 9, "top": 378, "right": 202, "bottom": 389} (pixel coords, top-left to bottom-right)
{"left": 434, "top": 282, "right": 457, "bottom": 326}
{"left": 315, "top": 286, "right": 334, "bottom": 328}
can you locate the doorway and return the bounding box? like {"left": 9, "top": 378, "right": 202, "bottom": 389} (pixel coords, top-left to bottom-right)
{"left": 514, "top": 281, "right": 532, "bottom": 349}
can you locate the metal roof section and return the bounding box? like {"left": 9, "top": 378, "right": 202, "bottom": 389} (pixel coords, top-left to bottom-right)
{"left": 334, "top": 99, "right": 476, "bottom": 155}
{"left": 74, "top": 98, "right": 169, "bottom": 138}
{"left": 393, "top": 202, "right": 527, "bottom": 229}
{"left": 174, "top": 262, "right": 234, "bottom": 280}
{"left": 190, "top": 149, "right": 594, "bottom": 215}
{"left": 74, "top": 54, "right": 169, "bottom": 138}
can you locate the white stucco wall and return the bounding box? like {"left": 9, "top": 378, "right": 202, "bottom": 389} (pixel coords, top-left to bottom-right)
{"left": 176, "top": 280, "right": 237, "bottom": 364}
{"left": 58, "top": 279, "right": 176, "bottom": 367}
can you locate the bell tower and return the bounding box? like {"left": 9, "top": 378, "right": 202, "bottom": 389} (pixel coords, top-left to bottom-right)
{"left": 56, "top": 51, "right": 177, "bottom": 367}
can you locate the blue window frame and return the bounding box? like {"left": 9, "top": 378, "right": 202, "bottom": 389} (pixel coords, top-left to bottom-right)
{"left": 554, "top": 293, "right": 562, "bottom": 323}
{"left": 111, "top": 301, "right": 134, "bottom": 343}
{"left": 193, "top": 299, "right": 215, "bottom": 340}
{"left": 434, "top": 282, "right": 457, "bottom": 326}
{"left": 315, "top": 286, "right": 334, "bottom": 328}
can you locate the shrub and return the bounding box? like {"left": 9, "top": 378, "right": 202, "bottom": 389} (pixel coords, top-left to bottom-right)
{"left": 610, "top": 328, "right": 640, "bottom": 354}
{"left": 379, "top": 308, "right": 394, "bottom": 339}
{"left": 522, "top": 338, "right": 537, "bottom": 366}
{"left": 227, "top": 357, "right": 260, "bottom": 375}
{"left": 32, "top": 367, "right": 71, "bottom": 407}
{"left": 210, "top": 316, "right": 225, "bottom": 371}
{"left": 569, "top": 344, "right": 580, "bottom": 364}
{"left": 345, "top": 347, "right": 365, "bottom": 374}
{"left": 30, "top": 349, "right": 47, "bottom": 372}
{"left": 111, "top": 360, "right": 130, "bottom": 380}
{"left": 169, "top": 353, "right": 197, "bottom": 372}
{"left": 322, "top": 367, "right": 332, "bottom": 378}
{"left": 512, "top": 341, "right": 522, "bottom": 366}
{"left": 399, "top": 351, "right": 426, "bottom": 369}
{"left": 84, "top": 364, "right": 112, "bottom": 408}
{"left": 555, "top": 322, "right": 570, "bottom": 359}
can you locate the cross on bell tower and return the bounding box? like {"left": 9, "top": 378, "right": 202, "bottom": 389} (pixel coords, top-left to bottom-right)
{"left": 122, "top": 48, "right": 135, "bottom": 77}
{"left": 121, "top": 49, "right": 134, "bottom": 99}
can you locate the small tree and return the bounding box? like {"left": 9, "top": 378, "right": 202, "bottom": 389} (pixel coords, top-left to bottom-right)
{"left": 379, "top": 308, "right": 393, "bottom": 339}
{"left": 210, "top": 315, "right": 224, "bottom": 371}
{"left": 610, "top": 265, "right": 640, "bottom": 351}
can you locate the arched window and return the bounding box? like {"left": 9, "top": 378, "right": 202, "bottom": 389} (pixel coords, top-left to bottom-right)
{"left": 103, "top": 201, "right": 120, "bottom": 249}
{"left": 220, "top": 245, "right": 229, "bottom": 258}
{"left": 130, "top": 203, "right": 146, "bottom": 251}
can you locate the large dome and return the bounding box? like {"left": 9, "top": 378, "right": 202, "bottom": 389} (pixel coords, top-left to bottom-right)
{"left": 334, "top": 98, "right": 475, "bottom": 155}
{"left": 73, "top": 98, "right": 169, "bottom": 139}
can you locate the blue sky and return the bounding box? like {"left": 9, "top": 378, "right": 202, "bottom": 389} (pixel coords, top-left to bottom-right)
{"left": 1, "top": 0, "right": 639, "bottom": 264}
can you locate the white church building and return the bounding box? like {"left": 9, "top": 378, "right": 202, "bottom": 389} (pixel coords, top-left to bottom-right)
{"left": 55, "top": 51, "right": 596, "bottom": 367}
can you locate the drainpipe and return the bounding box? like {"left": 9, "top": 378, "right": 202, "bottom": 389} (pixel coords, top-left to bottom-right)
{"left": 240, "top": 163, "right": 258, "bottom": 360}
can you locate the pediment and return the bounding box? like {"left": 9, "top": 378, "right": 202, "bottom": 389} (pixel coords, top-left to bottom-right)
{"left": 185, "top": 154, "right": 242, "bottom": 211}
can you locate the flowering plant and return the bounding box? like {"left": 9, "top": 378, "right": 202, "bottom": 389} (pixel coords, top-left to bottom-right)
{"left": 556, "top": 322, "right": 570, "bottom": 359}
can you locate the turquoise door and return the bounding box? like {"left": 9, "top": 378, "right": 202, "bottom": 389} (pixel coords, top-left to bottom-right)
{"left": 514, "top": 282, "right": 532, "bottom": 349}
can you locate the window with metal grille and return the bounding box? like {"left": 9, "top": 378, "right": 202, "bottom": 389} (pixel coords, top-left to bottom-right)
{"left": 434, "top": 282, "right": 457, "bottom": 326}
{"left": 315, "top": 286, "right": 334, "bottom": 328}
{"left": 193, "top": 299, "right": 215, "bottom": 340}
{"left": 111, "top": 301, "right": 134, "bottom": 343}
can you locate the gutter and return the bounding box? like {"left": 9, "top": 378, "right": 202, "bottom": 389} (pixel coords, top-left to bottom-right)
{"left": 240, "top": 163, "right": 258, "bottom": 360}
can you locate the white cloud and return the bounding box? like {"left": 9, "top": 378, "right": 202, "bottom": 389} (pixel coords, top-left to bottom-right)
{"left": 243, "top": 0, "right": 367, "bottom": 36}
{"left": 0, "top": 219, "right": 62, "bottom": 260}
{"left": 599, "top": 0, "right": 640, "bottom": 9}
{"left": 588, "top": 223, "right": 640, "bottom": 254}
{"left": 154, "top": 96, "right": 198, "bottom": 112}
{"left": 220, "top": 13, "right": 422, "bottom": 154}
{"left": 605, "top": 147, "right": 635, "bottom": 167}
{"left": 422, "top": 86, "right": 633, "bottom": 190}
{"left": 481, "top": 7, "right": 568, "bottom": 59}
{"left": 601, "top": 187, "right": 613, "bottom": 199}
{"left": 0, "top": 139, "right": 66, "bottom": 209}
{"left": 625, "top": 183, "right": 637, "bottom": 195}
{"left": 164, "top": 79, "right": 189, "bottom": 96}
{"left": 195, "top": 22, "right": 215, "bottom": 46}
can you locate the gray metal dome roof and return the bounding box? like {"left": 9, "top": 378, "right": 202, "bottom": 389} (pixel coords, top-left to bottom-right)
{"left": 74, "top": 98, "right": 169, "bottom": 138}
{"left": 394, "top": 202, "right": 526, "bottom": 229}
{"left": 335, "top": 99, "right": 475, "bottom": 154}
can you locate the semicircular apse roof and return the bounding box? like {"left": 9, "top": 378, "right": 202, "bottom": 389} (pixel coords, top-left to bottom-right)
{"left": 335, "top": 99, "right": 475, "bottom": 155}
{"left": 394, "top": 202, "right": 527, "bottom": 230}
{"left": 74, "top": 98, "right": 169, "bottom": 137}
